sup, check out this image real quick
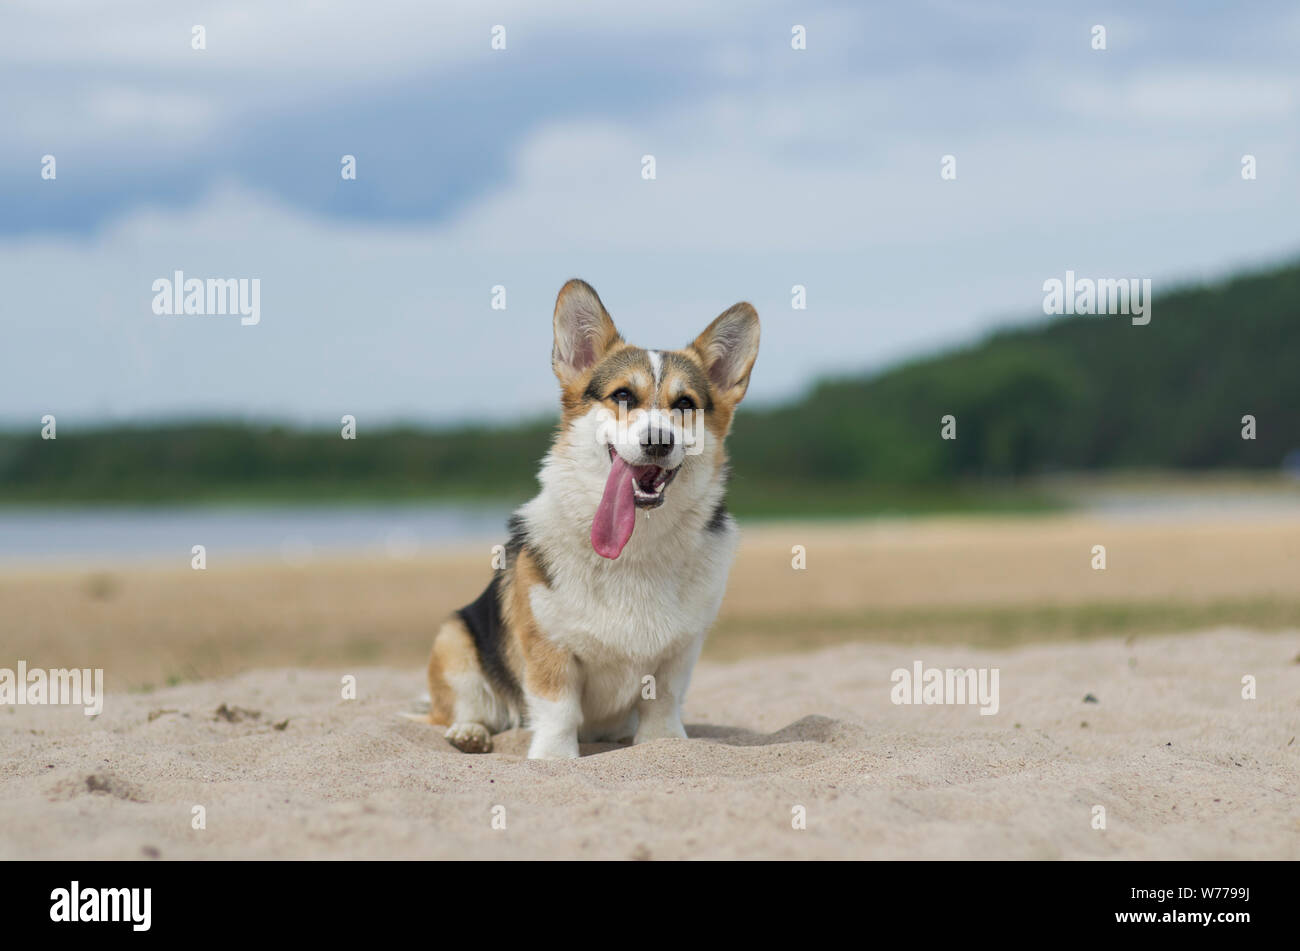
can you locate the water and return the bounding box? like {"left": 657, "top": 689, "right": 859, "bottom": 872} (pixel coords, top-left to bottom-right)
{"left": 6, "top": 487, "right": 1298, "bottom": 566}
{"left": 1069, "top": 487, "right": 1300, "bottom": 521}
{"left": 0, "top": 503, "right": 513, "bottom": 564}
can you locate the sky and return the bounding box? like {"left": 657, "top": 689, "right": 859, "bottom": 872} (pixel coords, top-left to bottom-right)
{"left": 2, "top": 0, "right": 1299, "bottom": 428}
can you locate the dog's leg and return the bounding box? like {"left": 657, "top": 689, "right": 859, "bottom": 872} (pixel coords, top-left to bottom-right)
{"left": 633, "top": 633, "right": 702, "bottom": 745}
{"left": 427, "top": 617, "right": 510, "bottom": 754}
{"left": 522, "top": 648, "right": 583, "bottom": 760}
{"left": 526, "top": 694, "right": 582, "bottom": 759}
{"left": 609, "top": 707, "right": 639, "bottom": 743}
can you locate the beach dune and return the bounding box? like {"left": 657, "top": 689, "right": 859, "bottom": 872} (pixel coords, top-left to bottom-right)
{"left": 2, "top": 626, "right": 1295, "bottom": 859}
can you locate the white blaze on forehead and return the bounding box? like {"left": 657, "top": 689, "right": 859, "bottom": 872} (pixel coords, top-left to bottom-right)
{"left": 647, "top": 350, "right": 663, "bottom": 388}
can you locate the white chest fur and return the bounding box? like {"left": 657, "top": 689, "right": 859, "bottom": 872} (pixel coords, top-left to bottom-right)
{"left": 529, "top": 522, "right": 735, "bottom": 661}
{"left": 518, "top": 491, "right": 737, "bottom": 723}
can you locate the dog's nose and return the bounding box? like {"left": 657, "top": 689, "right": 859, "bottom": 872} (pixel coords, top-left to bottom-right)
{"left": 641, "top": 427, "right": 674, "bottom": 458}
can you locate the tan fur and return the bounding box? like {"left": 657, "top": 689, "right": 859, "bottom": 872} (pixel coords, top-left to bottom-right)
{"left": 559, "top": 340, "right": 633, "bottom": 426}
{"left": 688, "top": 302, "right": 759, "bottom": 438}
{"left": 555, "top": 279, "right": 623, "bottom": 422}
{"left": 655, "top": 362, "right": 705, "bottom": 412}
{"left": 425, "top": 616, "right": 479, "bottom": 726}
{"left": 504, "top": 548, "right": 572, "bottom": 700}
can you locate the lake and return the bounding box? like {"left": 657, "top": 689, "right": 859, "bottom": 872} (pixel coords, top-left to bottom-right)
{"left": 0, "top": 503, "right": 513, "bottom": 564}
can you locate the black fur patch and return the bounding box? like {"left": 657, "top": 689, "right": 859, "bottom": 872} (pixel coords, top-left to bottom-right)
{"left": 456, "top": 575, "right": 522, "bottom": 703}
{"left": 504, "top": 514, "right": 527, "bottom": 555}
{"left": 705, "top": 499, "right": 730, "bottom": 533}
{"left": 505, "top": 514, "right": 551, "bottom": 586}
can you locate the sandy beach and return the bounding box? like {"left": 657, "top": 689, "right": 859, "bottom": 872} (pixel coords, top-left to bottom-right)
{"left": 2, "top": 625, "right": 1296, "bottom": 860}
{"left": 5, "top": 514, "right": 1300, "bottom": 687}
{"left": 3, "top": 513, "right": 1298, "bottom": 859}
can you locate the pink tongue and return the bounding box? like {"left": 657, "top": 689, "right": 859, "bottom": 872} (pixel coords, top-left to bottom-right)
{"left": 591, "top": 455, "right": 639, "bottom": 559}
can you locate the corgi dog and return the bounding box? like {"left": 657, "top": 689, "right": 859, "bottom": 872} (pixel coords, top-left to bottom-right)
{"left": 425, "top": 279, "right": 759, "bottom": 759}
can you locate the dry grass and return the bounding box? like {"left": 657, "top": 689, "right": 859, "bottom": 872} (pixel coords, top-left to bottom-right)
{"left": 3, "top": 514, "right": 1299, "bottom": 689}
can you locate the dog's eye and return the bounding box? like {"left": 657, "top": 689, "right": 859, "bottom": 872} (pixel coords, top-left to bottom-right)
{"left": 673, "top": 396, "right": 696, "bottom": 411}
{"left": 610, "top": 388, "right": 636, "bottom": 406}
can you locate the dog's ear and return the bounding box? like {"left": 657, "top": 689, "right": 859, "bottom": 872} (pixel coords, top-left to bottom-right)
{"left": 552, "top": 279, "right": 621, "bottom": 386}
{"left": 689, "top": 303, "right": 760, "bottom": 404}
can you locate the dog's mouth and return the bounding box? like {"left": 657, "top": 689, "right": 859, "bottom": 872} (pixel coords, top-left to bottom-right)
{"left": 591, "top": 445, "right": 681, "bottom": 559}
{"left": 609, "top": 445, "right": 680, "bottom": 508}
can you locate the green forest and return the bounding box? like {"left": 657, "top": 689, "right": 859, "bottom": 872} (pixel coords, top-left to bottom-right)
{"left": 3, "top": 260, "right": 1297, "bottom": 516}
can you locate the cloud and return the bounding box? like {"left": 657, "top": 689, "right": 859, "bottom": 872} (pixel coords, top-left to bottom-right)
{"left": 3, "top": 1, "right": 1300, "bottom": 427}
{"left": 1063, "top": 71, "right": 1300, "bottom": 123}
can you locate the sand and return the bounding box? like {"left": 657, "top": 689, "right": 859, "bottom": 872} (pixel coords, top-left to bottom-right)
{"left": 2, "top": 626, "right": 1296, "bottom": 859}
{"left": 6, "top": 514, "right": 1300, "bottom": 688}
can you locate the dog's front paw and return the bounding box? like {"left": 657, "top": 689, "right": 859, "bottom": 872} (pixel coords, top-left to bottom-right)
{"left": 445, "top": 721, "right": 493, "bottom": 754}
{"left": 527, "top": 731, "right": 579, "bottom": 760}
